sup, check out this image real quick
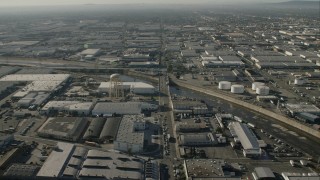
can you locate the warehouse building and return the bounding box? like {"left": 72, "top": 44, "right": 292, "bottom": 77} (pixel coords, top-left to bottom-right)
{"left": 92, "top": 102, "right": 158, "bottom": 116}
{"left": 179, "top": 133, "right": 216, "bottom": 146}
{"left": 37, "top": 142, "right": 75, "bottom": 178}
{"left": 98, "top": 81, "right": 156, "bottom": 94}
{"left": 128, "top": 61, "right": 159, "bottom": 68}
{"left": 202, "top": 60, "right": 244, "bottom": 68}
{"left": 252, "top": 167, "right": 276, "bottom": 180}
{"left": 183, "top": 159, "right": 239, "bottom": 179}
{"left": 0, "top": 74, "right": 70, "bottom": 82}
{"left": 37, "top": 143, "right": 145, "bottom": 179}
{"left": 92, "top": 102, "right": 141, "bottom": 116}
{"left": 41, "top": 101, "right": 94, "bottom": 116}
{"left": 176, "top": 124, "right": 210, "bottom": 133}
{"left": 281, "top": 173, "right": 320, "bottom": 180}
{"left": 99, "top": 117, "right": 122, "bottom": 142}
{"left": 78, "top": 149, "right": 144, "bottom": 179}
{"left": 256, "top": 62, "right": 316, "bottom": 69}
{"left": 213, "top": 71, "right": 238, "bottom": 82}
{"left": 122, "top": 54, "right": 150, "bottom": 62}
{"left": 0, "top": 74, "right": 70, "bottom": 98}
{"left": 181, "top": 50, "right": 198, "bottom": 57}
{"left": 17, "top": 92, "right": 50, "bottom": 108}
{"left": 296, "top": 113, "right": 320, "bottom": 124}
{"left": 114, "top": 115, "right": 146, "bottom": 153}
{"left": 286, "top": 104, "right": 320, "bottom": 116}
{"left": 219, "top": 55, "right": 243, "bottom": 63}
{"left": 251, "top": 56, "right": 302, "bottom": 63}
{"left": 37, "top": 117, "right": 88, "bottom": 142}
{"left": 173, "top": 100, "right": 212, "bottom": 115}
{"left": 228, "top": 122, "right": 261, "bottom": 157}
{"left": 82, "top": 118, "right": 106, "bottom": 141}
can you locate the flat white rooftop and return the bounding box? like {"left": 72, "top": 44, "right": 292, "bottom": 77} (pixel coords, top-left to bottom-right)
{"left": 99, "top": 81, "right": 155, "bottom": 89}
{"left": 229, "top": 122, "right": 260, "bottom": 151}
{"left": 80, "top": 49, "right": 100, "bottom": 55}
{"left": 0, "top": 74, "right": 70, "bottom": 82}
{"left": 37, "top": 142, "right": 74, "bottom": 177}
{"left": 42, "top": 101, "right": 93, "bottom": 111}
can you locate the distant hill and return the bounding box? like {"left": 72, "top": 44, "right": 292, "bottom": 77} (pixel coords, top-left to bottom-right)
{"left": 271, "top": 0, "right": 319, "bottom": 8}
{"left": 279, "top": 0, "right": 319, "bottom": 4}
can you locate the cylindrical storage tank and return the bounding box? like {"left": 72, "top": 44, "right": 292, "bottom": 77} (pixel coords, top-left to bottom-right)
{"left": 231, "top": 85, "right": 244, "bottom": 94}
{"left": 294, "top": 78, "right": 305, "bottom": 85}
{"left": 256, "top": 86, "right": 270, "bottom": 95}
{"left": 252, "top": 82, "right": 265, "bottom": 90}
{"left": 218, "top": 81, "right": 231, "bottom": 90}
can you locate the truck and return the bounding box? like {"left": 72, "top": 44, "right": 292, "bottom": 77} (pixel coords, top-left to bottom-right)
{"left": 247, "top": 123, "right": 256, "bottom": 129}
{"left": 290, "top": 160, "right": 295, "bottom": 167}
{"left": 234, "top": 116, "right": 243, "bottom": 123}
{"left": 300, "top": 160, "right": 308, "bottom": 166}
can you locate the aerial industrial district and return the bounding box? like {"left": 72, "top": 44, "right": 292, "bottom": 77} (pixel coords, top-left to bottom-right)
{"left": 0, "top": 7, "right": 319, "bottom": 180}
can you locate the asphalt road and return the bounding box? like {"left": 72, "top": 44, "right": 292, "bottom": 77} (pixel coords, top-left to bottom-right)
{"left": 158, "top": 74, "right": 182, "bottom": 180}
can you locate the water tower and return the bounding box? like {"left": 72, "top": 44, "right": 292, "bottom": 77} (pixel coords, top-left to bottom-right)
{"left": 109, "top": 74, "right": 124, "bottom": 99}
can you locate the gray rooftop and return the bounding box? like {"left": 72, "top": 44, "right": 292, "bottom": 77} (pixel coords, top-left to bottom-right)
{"left": 83, "top": 118, "right": 106, "bottom": 139}
{"left": 115, "top": 115, "right": 145, "bottom": 146}
{"left": 37, "top": 142, "right": 75, "bottom": 177}
{"left": 185, "top": 159, "right": 225, "bottom": 178}
{"left": 254, "top": 167, "right": 275, "bottom": 178}
{"left": 38, "top": 117, "right": 88, "bottom": 141}
{"left": 79, "top": 149, "right": 144, "bottom": 180}
{"left": 229, "top": 122, "right": 260, "bottom": 150}
{"left": 99, "top": 117, "right": 122, "bottom": 140}
{"left": 4, "top": 164, "right": 39, "bottom": 177}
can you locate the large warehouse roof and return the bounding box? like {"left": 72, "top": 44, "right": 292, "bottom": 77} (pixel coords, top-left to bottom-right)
{"left": 184, "top": 159, "right": 225, "bottom": 178}
{"left": 82, "top": 118, "right": 106, "bottom": 139}
{"left": 0, "top": 74, "right": 70, "bottom": 82}
{"left": 116, "top": 115, "right": 145, "bottom": 146}
{"left": 37, "top": 117, "right": 88, "bottom": 142}
{"left": 42, "top": 101, "right": 93, "bottom": 112}
{"left": 286, "top": 104, "right": 320, "bottom": 115}
{"left": 37, "top": 142, "right": 74, "bottom": 177}
{"left": 92, "top": 102, "right": 142, "bottom": 116}
{"left": 99, "top": 81, "right": 155, "bottom": 90}
{"left": 254, "top": 167, "right": 275, "bottom": 179}
{"left": 180, "top": 133, "right": 215, "bottom": 146}
{"left": 0, "top": 74, "right": 70, "bottom": 98}
{"left": 99, "top": 117, "right": 121, "bottom": 140}
{"left": 229, "top": 122, "right": 260, "bottom": 150}
{"left": 251, "top": 56, "right": 303, "bottom": 63}
{"left": 79, "top": 149, "right": 144, "bottom": 179}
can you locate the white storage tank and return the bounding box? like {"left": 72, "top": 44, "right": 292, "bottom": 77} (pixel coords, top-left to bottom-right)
{"left": 231, "top": 85, "right": 244, "bottom": 94}
{"left": 218, "top": 81, "right": 231, "bottom": 90}
{"left": 294, "top": 78, "right": 306, "bottom": 85}
{"left": 256, "top": 86, "right": 270, "bottom": 95}
{"left": 252, "top": 82, "right": 265, "bottom": 90}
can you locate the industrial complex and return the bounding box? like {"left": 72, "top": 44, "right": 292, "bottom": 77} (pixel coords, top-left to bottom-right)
{"left": 0, "top": 2, "right": 319, "bottom": 180}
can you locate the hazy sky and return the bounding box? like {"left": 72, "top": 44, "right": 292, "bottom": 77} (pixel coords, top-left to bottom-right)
{"left": 0, "top": 0, "right": 295, "bottom": 6}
